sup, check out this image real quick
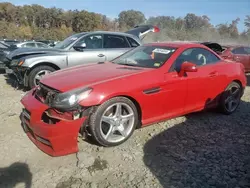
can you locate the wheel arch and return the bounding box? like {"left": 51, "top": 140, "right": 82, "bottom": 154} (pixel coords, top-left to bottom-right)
{"left": 84, "top": 94, "right": 143, "bottom": 129}
{"left": 27, "top": 62, "right": 60, "bottom": 74}
{"left": 24, "top": 62, "right": 60, "bottom": 87}
{"left": 119, "top": 95, "right": 142, "bottom": 128}
{"left": 232, "top": 79, "right": 243, "bottom": 88}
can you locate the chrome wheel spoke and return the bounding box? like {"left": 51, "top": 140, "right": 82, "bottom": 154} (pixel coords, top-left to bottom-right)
{"left": 232, "top": 88, "right": 240, "bottom": 99}
{"left": 121, "top": 113, "right": 134, "bottom": 124}
{"left": 224, "top": 86, "right": 241, "bottom": 112}
{"left": 114, "top": 103, "right": 122, "bottom": 117}
{"left": 117, "top": 125, "right": 127, "bottom": 137}
{"left": 102, "top": 116, "right": 115, "bottom": 125}
{"left": 34, "top": 70, "right": 51, "bottom": 86}
{"left": 35, "top": 74, "right": 42, "bottom": 80}
{"left": 103, "top": 125, "right": 114, "bottom": 140}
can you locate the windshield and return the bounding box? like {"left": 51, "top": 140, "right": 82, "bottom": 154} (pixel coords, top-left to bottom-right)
{"left": 54, "top": 33, "right": 87, "bottom": 49}
{"left": 112, "top": 45, "right": 177, "bottom": 68}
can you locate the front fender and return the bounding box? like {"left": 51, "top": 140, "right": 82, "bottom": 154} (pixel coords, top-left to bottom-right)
{"left": 22, "top": 56, "right": 68, "bottom": 69}
{"left": 78, "top": 91, "right": 140, "bottom": 107}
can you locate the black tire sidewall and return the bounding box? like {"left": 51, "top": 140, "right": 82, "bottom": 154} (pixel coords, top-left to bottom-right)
{"left": 28, "top": 65, "right": 56, "bottom": 89}
{"left": 89, "top": 97, "right": 139, "bottom": 147}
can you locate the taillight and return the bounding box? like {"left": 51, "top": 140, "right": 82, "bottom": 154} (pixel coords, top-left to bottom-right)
{"left": 153, "top": 26, "right": 160, "bottom": 33}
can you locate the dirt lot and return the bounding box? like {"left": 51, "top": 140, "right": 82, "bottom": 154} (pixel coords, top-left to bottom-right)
{"left": 0, "top": 73, "right": 250, "bottom": 188}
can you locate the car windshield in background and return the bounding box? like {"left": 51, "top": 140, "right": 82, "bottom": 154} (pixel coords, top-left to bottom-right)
{"left": 54, "top": 33, "right": 87, "bottom": 49}
{"left": 112, "top": 45, "right": 177, "bottom": 68}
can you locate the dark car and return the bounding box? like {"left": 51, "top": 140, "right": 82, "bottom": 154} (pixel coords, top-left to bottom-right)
{"left": 0, "top": 41, "right": 18, "bottom": 70}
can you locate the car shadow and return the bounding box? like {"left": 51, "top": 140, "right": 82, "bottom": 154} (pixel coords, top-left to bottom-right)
{"left": 247, "top": 74, "right": 250, "bottom": 86}
{"left": 3, "top": 73, "right": 28, "bottom": 91}
{"left": 0, "top": 69, "right": 5, "bottom": 74}
{"left": 143, "top": 100, "right": 250, "bottom": 188}
{"left": 0, "top": 162, "right": 32, "bottom": 188}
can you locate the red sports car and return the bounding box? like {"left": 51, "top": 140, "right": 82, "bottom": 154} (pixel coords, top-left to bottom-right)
{"left": 220, "top": 45, "right": 250, "bottom": 72}
{"left": 20, "top": 42, "right": 247, "bottom": 157}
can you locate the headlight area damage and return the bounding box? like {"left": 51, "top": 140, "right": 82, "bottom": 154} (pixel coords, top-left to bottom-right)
{"left": 20, "top": 83, "right": 94, "bottom": 157}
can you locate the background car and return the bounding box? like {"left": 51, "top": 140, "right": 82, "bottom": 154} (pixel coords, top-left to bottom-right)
{"left": 10, "top": 41, "right": 52, "bottom": 49}
{"left": 6, "top": 25, "right": 160, "bottom": 89}
{"left": 20, "top": 42, "right": 246, "bottom": 156}
{"left": 35, "top": 40, "right": 57, "bottom": 47}
{"left": 0, "top": 41, "right": 12, "bottom": 70}
{"left": 0, "top": 41, "right": 52, "bottom": 70}
{"left": 220, "top": 45, "right": 250, "bottom": 72}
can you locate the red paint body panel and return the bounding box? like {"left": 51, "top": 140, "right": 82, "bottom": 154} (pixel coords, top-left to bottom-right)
{"left": 20, "top": 90, "right": 86, "bottom": 156}
{"left": 20, "top": 42, "right": 247, "bottom": 156}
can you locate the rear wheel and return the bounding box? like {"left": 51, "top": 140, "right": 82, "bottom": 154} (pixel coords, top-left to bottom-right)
{"left": 28, "top": 65, "right": 56, "bottom": 88}
{"left": 218, "top": 81, "right": 242, "bottom": 115}
{"left": 89, "top": 97, "right": 139, "bottom": 147}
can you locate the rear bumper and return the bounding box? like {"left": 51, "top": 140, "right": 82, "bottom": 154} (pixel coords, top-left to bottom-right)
{"left": 20, "top": 90, "right": 87, "bottom": 157}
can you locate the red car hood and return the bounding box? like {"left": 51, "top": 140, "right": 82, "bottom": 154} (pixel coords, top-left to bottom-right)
{"left": 40, "top": 62, "right": 151, "bottom": 92}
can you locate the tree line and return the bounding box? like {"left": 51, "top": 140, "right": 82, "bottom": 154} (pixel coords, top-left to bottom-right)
{"left": 0, "top": 2, "right": 250, "bottom": 44}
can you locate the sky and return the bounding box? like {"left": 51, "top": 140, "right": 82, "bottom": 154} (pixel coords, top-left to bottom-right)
{"left": 3, "top": 0, "right": 250, "bottom": 32}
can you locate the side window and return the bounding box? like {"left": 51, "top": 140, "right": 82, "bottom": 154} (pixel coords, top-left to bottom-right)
{"left": 170, "top": 47, "right": 220, "bottom": 71}
{"left": 244, "top": 47, "right": 250, "bottom": 54}
{"left": 74, "top": 35, "right": 103, "bottom": 49}
{"left": 24, "top": 43, "right": 36, "bottom": 48}
{"left": 104, "top": 34, "right": 130, "bottom": 48}
{"left": 126, "top": 37, "right": 140, "bottom": 47}
{"left": 36, "top": 43, "right": 48, "bottom": 48}
{"left": 232, "top": 47, "right": 248, "bottom": 55}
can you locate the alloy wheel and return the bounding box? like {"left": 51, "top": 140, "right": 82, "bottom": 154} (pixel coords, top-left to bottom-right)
{"left": 224, "top": 85, "right": 241, "bottom": 113}
{"left": 34, "top": 70, "right": 51, "bottom": 86}
{"left": 100, "top": 102, "right": 135, "bottom": 143}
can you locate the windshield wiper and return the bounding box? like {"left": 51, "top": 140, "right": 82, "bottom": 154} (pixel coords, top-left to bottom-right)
{"left": 117, "top": 63, "right": 138, "bottom": 67}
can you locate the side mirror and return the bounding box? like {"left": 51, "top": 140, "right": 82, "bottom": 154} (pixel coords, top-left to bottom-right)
{"left": 178, "top": 61, "right": 197, "bottom": 76}
{"left": 73, "top": 43, "right": 86, "bottom": 51}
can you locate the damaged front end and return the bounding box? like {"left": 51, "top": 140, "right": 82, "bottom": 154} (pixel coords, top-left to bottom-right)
{"left": 5, "top": 58, "right": 28, "bottom": 88}
{"left": 20, "top": 82, "right": 94, "bottom": 156}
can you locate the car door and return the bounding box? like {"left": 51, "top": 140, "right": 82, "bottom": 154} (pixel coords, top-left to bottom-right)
{"left": 170, "top": 47, "right": 222, "bottom": 113}
{"left": 102, "top": 34, "right": 132, "bottom": 61}
{"left": 231, "top": 47, "right": 250, "bottom": 71}
{"left": 67, "top": 34, "right": 106, "bottom": 67}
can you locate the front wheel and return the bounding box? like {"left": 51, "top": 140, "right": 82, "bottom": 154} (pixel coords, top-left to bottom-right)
{"left": 218, "top": 81, "right": 242, "bottom": 115}
{"left": 28, "top": 65, "right": 56, "bottom": 89}
{"left": 89, "top": 97, "right": 139, "bottom": 147}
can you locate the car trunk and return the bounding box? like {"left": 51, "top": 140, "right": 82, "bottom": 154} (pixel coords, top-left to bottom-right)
{"left": 125, "top": 25, "right": 160, "bottom": 40}
{"left": 200, "top": 42, "right": 224, "bottom": 54}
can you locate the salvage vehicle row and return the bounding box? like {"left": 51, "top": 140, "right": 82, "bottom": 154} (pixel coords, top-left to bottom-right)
{"left": 4, "top": 25, "right": 160, "bottom": 89}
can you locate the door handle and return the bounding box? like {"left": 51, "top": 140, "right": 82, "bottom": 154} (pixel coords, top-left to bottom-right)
{"left": 98, "top": 54, "right": 105, "bottom": 57}
{"left": 209, "top": 71, "right": 218, "bottom": 77}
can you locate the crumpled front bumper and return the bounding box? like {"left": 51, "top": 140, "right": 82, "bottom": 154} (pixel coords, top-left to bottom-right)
{"left": 20, "top": 89, "right": 87, "bottom": 157}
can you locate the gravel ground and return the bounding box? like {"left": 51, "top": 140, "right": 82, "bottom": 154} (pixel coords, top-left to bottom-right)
{"left": 0, "top": 72, "right": 249, "bottom": 188}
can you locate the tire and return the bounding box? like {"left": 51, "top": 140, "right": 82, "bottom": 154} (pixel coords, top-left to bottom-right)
{"left": 28, "top": 65, "right": 56, "bottom": 89}
{"left": 218, "top": 81, "right": 242, "bottom": 115}
{"left": 89, "top": 97, "right": 139, "bottom": 147}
